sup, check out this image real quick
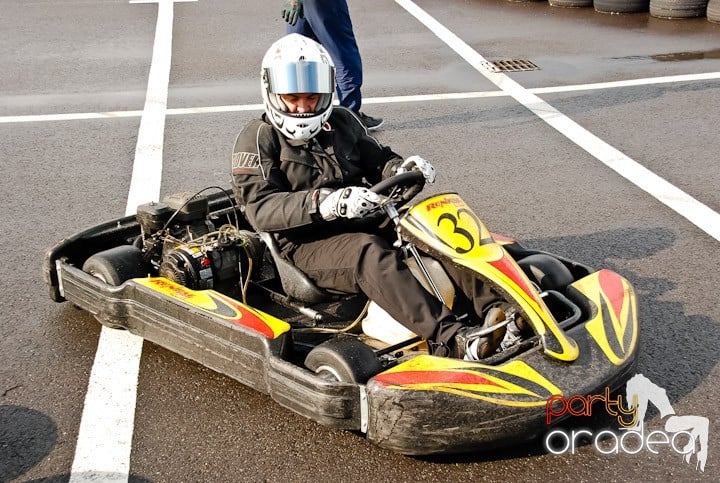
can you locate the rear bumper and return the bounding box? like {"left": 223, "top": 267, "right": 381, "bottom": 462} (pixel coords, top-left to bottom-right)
{"left": 53, "top": 261, "right": 363, "bottom": 430}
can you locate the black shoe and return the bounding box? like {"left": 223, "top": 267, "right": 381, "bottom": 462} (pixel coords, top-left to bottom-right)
{"left": 453, "top": 307, "right": 507, "bottom": 360}
{"left": 358, "top": 112, "right": 384, "bottom": 131}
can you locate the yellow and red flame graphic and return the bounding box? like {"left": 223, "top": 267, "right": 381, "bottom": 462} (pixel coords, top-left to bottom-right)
{"left": 135, "top": 277, "right": 290, "bottom": 339}
{"left": 487, "top": 255, "right": 541, "bottom": 305}
{"left": 373, "top": 356, "right": 561, "bottom": 407}
{"left": 572, "top": 269, "right": 638, "bottom": 365}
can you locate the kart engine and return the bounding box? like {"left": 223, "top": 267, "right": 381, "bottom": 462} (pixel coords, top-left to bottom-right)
{"left": 135, "top": 192, "right": 263, "bottom": 294}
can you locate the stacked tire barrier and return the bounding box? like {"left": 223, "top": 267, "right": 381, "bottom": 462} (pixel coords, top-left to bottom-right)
{"left": 544, "top": 0, "right": 719, "bottom": 22}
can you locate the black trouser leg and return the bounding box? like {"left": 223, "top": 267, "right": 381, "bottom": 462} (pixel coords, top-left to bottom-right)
{"left": 289, "top": 232, "right": 459, "bottom": 342}
{"left": 441, "top": 262, "right": 500, "bottom": 320}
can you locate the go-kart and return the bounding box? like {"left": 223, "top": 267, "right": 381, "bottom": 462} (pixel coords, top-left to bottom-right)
{"left": 43, "top": 172, "right": 639, "bottom": 455}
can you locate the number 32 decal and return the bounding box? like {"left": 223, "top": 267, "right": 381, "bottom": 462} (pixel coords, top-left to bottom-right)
{"left": 437, "top": 208, "right": 481, "bottom": 255}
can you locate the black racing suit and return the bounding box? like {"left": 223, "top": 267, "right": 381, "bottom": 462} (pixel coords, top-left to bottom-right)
{"left": 231, "top": 107, "right": 495, "bottom": 354}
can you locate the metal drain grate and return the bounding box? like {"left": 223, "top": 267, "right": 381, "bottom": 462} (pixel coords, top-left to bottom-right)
{"left": 487, "top": 59, "right": 540, "bottom": 72}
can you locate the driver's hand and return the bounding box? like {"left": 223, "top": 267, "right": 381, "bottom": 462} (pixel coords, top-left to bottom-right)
{"left": 398, "top": 155, "right": 436, "bottom": 184}
{"left": 281, "top": 0, "right": 304, "bottom": 26}
{"left": 319, "top": 187, "right": 381, "bottom": 221}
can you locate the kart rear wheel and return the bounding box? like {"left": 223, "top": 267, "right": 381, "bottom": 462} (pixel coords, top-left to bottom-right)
{"left": 305, "top": 337, "right": 382, "bottom": 384}
{"left": 82, "top": 245, "right": 150, "bottom": 286}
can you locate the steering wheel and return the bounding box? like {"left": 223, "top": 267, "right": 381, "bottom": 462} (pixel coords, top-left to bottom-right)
{"left": 370, "top": 171, "right": 425, "bottom": 208}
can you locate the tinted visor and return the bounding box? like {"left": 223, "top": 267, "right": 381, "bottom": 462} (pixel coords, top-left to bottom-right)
{"left": 264, "top": 61, "right": 335, "bottom": 95}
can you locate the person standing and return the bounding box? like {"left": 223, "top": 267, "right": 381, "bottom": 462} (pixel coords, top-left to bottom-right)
{"left": 281, "top": 0, "right": 384, "bottom": 130}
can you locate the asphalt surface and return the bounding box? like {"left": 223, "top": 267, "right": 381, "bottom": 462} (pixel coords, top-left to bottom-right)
{"left": 1, "top": 0, "right": 719, "bottom": 481}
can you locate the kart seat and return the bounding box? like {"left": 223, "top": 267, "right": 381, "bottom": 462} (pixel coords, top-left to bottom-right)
{"left": 259, "top": 232, "right": 339, "bottom": 305}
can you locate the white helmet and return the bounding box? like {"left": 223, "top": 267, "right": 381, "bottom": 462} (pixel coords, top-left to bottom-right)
{"left": 261, "top": 34, "right": 336, "bottom": 141}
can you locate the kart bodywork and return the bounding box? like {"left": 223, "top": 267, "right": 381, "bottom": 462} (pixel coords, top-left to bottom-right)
{"left": 44, "top": 189, "right": 639, "bottom": 455}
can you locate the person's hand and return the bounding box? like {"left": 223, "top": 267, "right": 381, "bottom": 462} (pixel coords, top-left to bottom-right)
{"left": 319, "top": 187, "right": 381, "bottom": 221}
{"left": 397, "top": 155, "right": 436, "bottom": 184}
{"left": 281, "top": 0, "right": 304, "bottom": 26}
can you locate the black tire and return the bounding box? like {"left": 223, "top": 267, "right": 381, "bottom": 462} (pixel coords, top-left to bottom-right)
{"left": 594, "top": 0, "right": 649, "bottom": 13}
{"left": 305, "top": 337, "right": 382, "bottom": 383}
{"left": 82, "top": 245, "right": 150, "bottom": 286}
{"left": 549, "top": 0, "right": 593, "bottom": 7}
{"left": 706, "top": 0, "right": 720, "bottom": 21}
{"left": 650, "top": 0, "right": 708, "bottom": 17}
{"left": 517, "top": 254, "right": 575, "bottom": 292}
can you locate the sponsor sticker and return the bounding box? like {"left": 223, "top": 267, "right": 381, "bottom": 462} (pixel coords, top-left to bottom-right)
{"left": 232, "top": 151, "right": 261, "bottom": 175}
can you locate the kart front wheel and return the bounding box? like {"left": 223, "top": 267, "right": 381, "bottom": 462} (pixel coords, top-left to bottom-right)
{"left": 82, "top": 245, "right": 149, "bottom": 286}
{"left": 305, "top": 337, "right": 382, "bottom": 384}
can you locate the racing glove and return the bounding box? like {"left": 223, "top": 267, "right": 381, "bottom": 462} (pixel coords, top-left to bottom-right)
{"left": 281, "top": 0, "right": 304, "bottom": 26}
{"left": 319, "top": 187, "right": 381, "bottom": 221}
{"left": 397, "top": 155, "right": 437, "bottom": 184}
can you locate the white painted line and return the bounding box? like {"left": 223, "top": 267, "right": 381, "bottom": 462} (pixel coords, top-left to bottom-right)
{"left": 530, "top": 71, "right": 720, "bottom": 94}
{"left": 165, "top": 103, "right": 264, "bottom": 115}
{"left": 2, "top": 72, "right": 719, "bottom": 124}
{"left": 0, "top": 110, "right": 144, "bottom": 123}
{"left": 395, "top": 0, "right": 720, "bottom": 243}
{"left": 69, "top": 329, "right": 144, "bottom": 482}
{"left": 124, "top": 0, "right": 175, "bottom": 214}
{"left": 69, "top": 1, "right": 191, "bottom": 481}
